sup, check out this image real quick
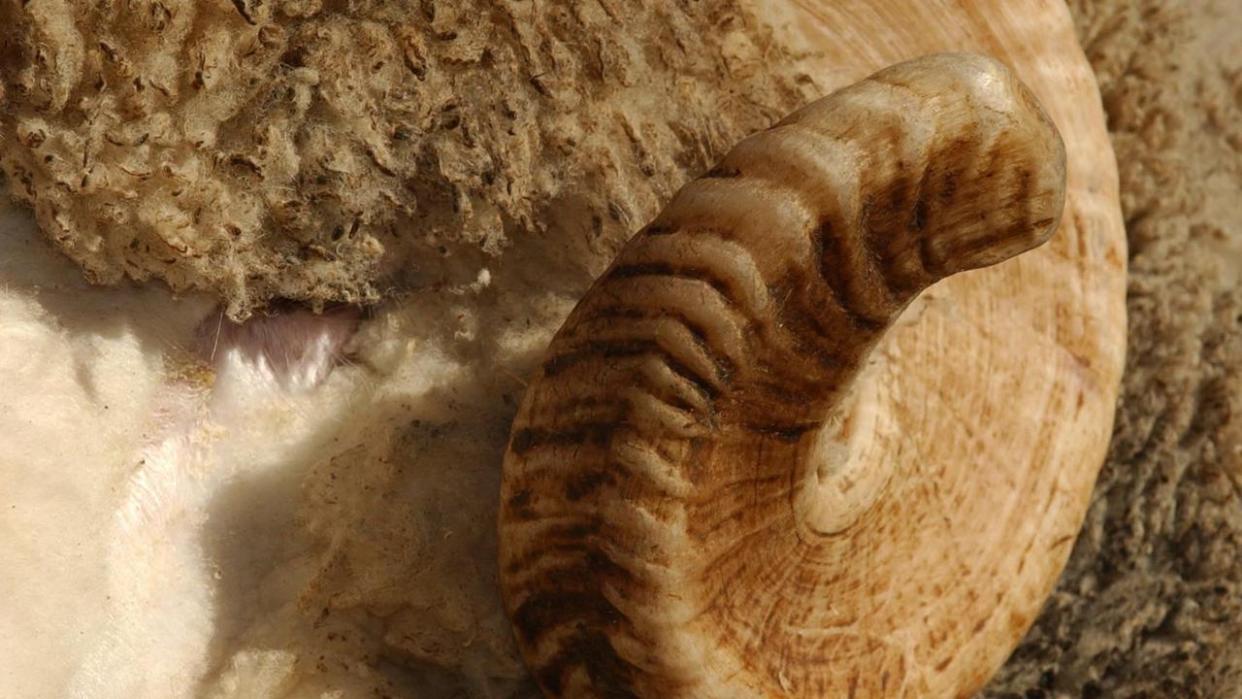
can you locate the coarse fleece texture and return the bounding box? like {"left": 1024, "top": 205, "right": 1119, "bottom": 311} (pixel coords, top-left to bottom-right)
{"left": 0, "top": 3, "right": 812, "bottom": 697}
{"left": 984, "top": 1, "right": 1242, "bottom": 697}
{"left": 0, "top": 0, "right": 806, "bottom": 319}
{"left": 2, "top": 1, "right": 1238, "bottom": 697}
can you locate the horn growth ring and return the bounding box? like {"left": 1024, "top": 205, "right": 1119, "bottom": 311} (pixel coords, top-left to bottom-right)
{"left": 500, "top": 54, "right": 1072, "bottom": 698}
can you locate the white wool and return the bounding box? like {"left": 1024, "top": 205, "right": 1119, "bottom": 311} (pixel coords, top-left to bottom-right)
{"left": 0, "top": 200, "right": 563, "bottom": 697}
{"left": 0, "top": 205, "right": 205, "bottom": 698}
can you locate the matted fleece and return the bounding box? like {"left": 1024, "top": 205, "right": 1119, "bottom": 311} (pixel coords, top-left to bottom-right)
{"left": 0, "top": 1, "right": 1238, "bottom": 698}
{"left": 0, "top": 0, "right": 805, "bottom": 318}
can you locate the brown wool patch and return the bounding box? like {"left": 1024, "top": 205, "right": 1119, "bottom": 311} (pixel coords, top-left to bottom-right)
{"left": 0, "top": 0, "right": 810, "bottom": 319}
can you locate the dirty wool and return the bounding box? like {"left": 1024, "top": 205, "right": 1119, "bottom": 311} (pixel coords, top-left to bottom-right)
{"left": 0, "top": 0, "right": 802, "bottom": 319}
{"left": 0, "top": 1, "right": 809, "bottom": 697}
{"left": 0, "top": 0, "right": 1239, "bottom": 698}
{"left": 985, "top": 1, "right": 1242, "bottom": 696}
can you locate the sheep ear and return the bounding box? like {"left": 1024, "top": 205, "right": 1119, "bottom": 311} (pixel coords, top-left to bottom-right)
{"left": 499, "top": 47, "right": 1123, "bottom": 698}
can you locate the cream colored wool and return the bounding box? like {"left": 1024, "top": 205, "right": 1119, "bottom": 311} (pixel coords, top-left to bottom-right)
{"left": 0, "top": 206, "right": 541, "bottom": 697}
{"left": 3, "top": 1, "right": 1238, "bottom": 698}
{"left": 0, "top": 4, "right": 809, "bottom": 695}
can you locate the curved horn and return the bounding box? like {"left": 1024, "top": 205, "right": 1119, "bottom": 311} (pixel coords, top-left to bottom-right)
{"left": 499, "top": 53, "right": 1067, "bottom": 698}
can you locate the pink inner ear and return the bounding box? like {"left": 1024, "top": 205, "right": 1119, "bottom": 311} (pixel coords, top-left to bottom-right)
{"left": 193, "top": 305, "right": 362, "bottom": 388}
